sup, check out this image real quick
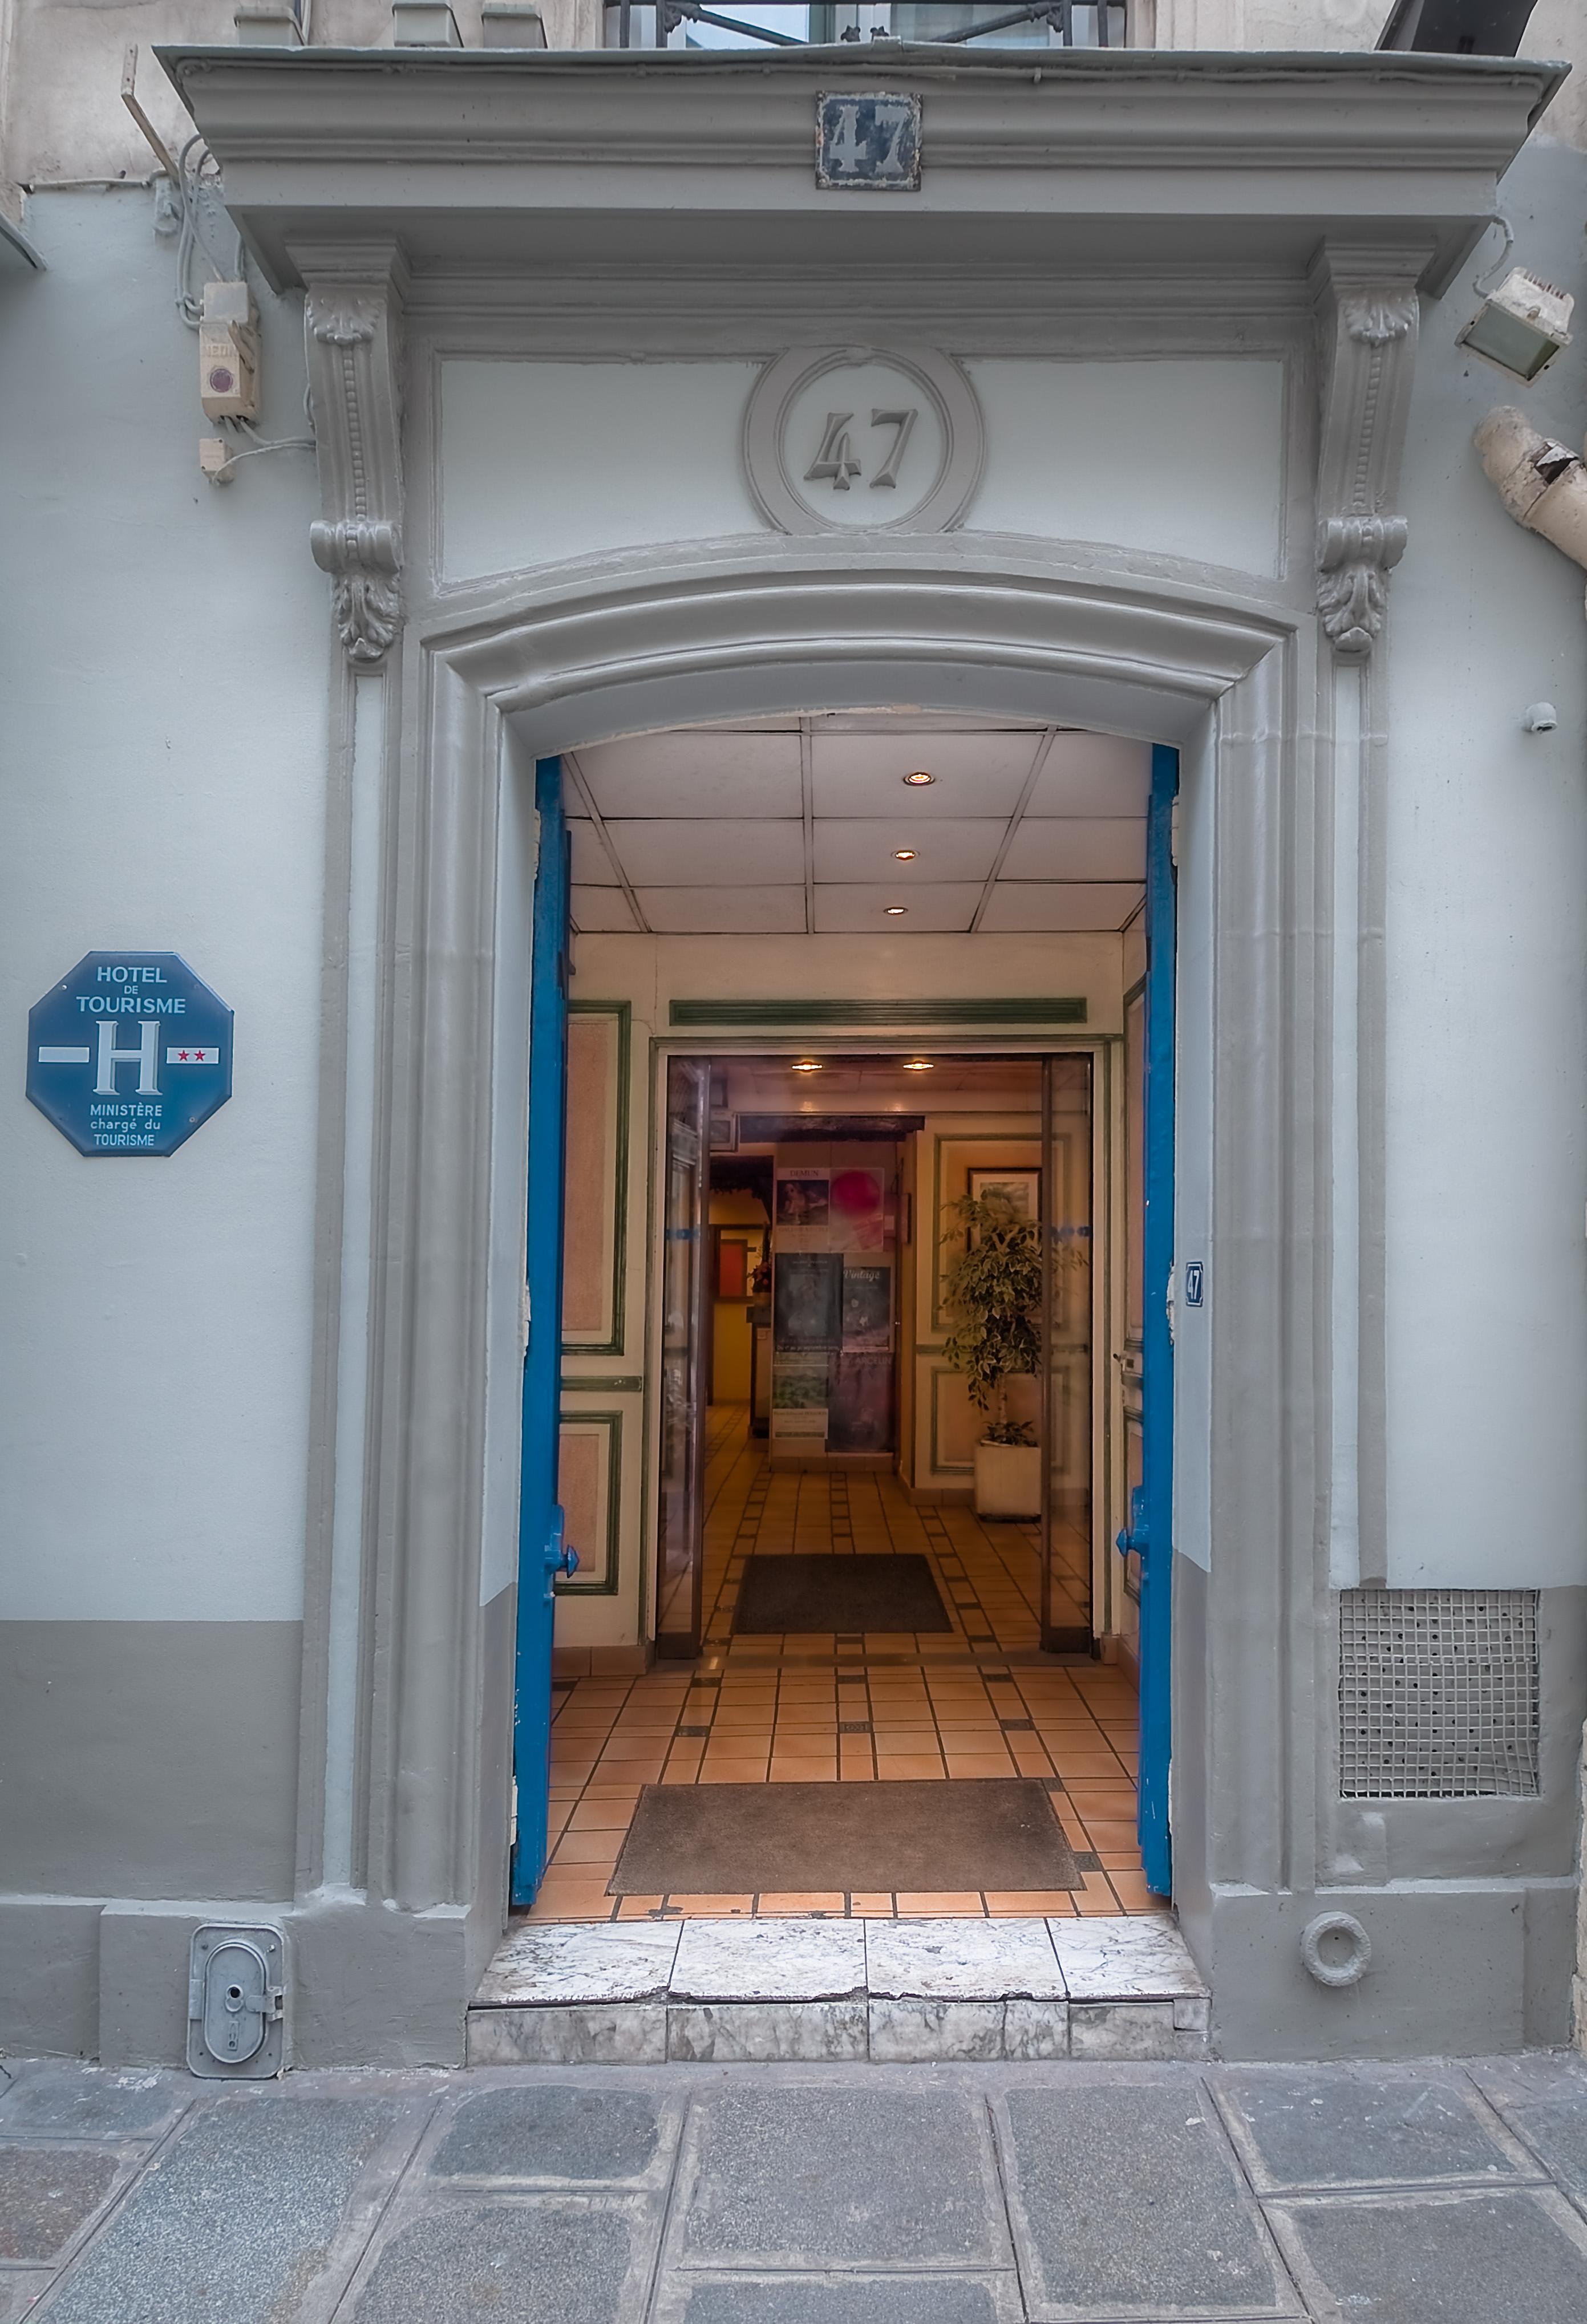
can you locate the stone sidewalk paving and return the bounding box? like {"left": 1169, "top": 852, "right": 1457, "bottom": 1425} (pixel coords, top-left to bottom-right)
{"left": 6, "top": 2050, "right": 1587, "bottom": 2321}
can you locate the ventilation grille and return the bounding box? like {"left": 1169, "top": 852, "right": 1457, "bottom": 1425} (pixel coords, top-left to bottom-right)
{"left": 1339, "top": 1588, "right": 1540, "bottom": 1799}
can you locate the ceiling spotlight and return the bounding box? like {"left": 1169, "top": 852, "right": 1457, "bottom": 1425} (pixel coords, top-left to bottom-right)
{"left": 902, "top": 770, "right": 934, "bottom": 786}
{"left": 1459, "top": 267, "right": 1574, "bottom": 382}
{"left": 791, "top": 1058, "right": 822, "bottom": 1073}
{"left": 884, "top": 905, "right": 908, "bottom": 916}
{"left": 893, "top": 848, "right": 917, "bottom": 861}
{"left": 902, "top": 1058, "right": 934, "bottom": 1072}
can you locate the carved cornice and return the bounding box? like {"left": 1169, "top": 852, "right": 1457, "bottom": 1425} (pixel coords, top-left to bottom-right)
{"left": 1311, "top": 244, "right": 1424, "bottom": 662}
{"left": 294, "top": 240, "right": 409, "bottom": 667}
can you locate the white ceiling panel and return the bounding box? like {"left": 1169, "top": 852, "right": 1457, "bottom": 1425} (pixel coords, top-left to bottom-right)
{"left": 638, "top": 885, "right": 808, "bottom": 934}
{"left": 812, "top": 818, "right": 1006, "bottom": 885}
{"left": 570, "top": 821, "right": 618, "bottom": 885}
{"left": 606, "top": 818, "right": 805, "bottom": 886}
{"left": 812, "top": 883, "right": 983, "bottom": 933}
{"left": 811, "top": 729, "right": 1043, "bottom": 817}
{"left": 571, "top": 885, "right": 640, "bottom": 932}
{"left": 573, "top": 731, "right": 801, "bottom": 820}
{"left": 1026, "top": 734, "right": 1153, "bottom": 818}
{"left": 979, "top": 882, "right": 1145, "bottom": 932}
{"left": 999, "top": 818, "right": 1147, "bottom": 881}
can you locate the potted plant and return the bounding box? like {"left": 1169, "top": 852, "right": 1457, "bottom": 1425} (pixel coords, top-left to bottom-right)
{"left": 941, "top": 1190, "right": 1043, "bottom": 1519}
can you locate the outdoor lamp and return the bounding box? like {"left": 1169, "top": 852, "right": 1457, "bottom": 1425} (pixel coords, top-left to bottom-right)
{"left": 1459, "top": 268, "right": 1574, "bottom": 383}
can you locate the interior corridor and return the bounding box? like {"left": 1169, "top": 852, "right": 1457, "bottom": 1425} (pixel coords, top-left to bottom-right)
{"left": 532, "top": 1405, "right": 1153, "bottom": 1924}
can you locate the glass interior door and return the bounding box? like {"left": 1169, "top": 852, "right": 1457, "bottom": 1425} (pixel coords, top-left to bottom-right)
{"left": 1039, "top": 1053, "right": 1095, "bottom": 1651}
{"left": 657, "top": 1056, "right": 710, "bottom": 1657}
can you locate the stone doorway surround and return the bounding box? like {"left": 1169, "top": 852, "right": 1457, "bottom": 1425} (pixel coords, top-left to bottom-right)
{"left": 101, "top": 43, "right": 1573, "bottom": 2071}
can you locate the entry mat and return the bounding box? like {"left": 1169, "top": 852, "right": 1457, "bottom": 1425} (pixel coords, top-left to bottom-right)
{"left": 731, "top": 1552, "right": 952, "bottom": 1636}
{"left": 609, "top": 1779, "right": 1080, "bottom": 1896}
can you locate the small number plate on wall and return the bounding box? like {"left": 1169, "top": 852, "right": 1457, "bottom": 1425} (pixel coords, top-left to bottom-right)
{"left": 816, "top": 93, "right": 921, "bottom": 192}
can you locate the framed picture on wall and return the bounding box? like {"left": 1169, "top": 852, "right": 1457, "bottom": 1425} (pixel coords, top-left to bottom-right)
{"left": 968, "top": 1168, "right": 1041, "bottom": 1223}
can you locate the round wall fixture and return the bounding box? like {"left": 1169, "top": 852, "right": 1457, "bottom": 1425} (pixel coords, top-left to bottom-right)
{"left": 743, "top": 344, "right": 985, "bottom": 536}
{"left": 1299, "top": 1910, "right": 1373, "bottom": 1989}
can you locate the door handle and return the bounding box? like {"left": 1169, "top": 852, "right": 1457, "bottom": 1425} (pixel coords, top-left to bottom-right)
{"left": 542, "top": 1506, "right": 581, "bottom": 1603}
{"left": 1116, "top": 1484, "right": 1148, "bottom": 1561}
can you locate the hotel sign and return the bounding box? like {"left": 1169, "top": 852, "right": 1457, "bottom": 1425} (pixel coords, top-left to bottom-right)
{"left": 27, "top": 952, "right": 233, "bottom": 1156}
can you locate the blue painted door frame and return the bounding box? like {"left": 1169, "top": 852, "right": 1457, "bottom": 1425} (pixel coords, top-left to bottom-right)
{"left": 1120, "top": 743, "right": 1178, "bottom": 1897}
{"left": 511, "top": 756, "right": 578, "bottom": 1909}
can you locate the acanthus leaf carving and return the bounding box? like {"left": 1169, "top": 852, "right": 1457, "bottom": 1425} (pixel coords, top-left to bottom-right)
{"left": 1316, "top": 514, "right": 1409, "bottom": 660}
{"left": 294, "top": 242, "right": 408, "bottom": 668}
{"left": 1341, "top": 292, "right": 1418, "bottom": 348}
{"left": 307, "top": 289, "right": 383, "bottom": 347}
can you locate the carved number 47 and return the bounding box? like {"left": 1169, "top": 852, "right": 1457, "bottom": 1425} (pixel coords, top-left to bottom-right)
{"left": 805, "top": 407, "right": 917, "bottom": 492}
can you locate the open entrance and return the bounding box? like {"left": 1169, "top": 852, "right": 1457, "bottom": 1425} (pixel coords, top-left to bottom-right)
{"left": 512, "top": 715, "right": 1175, "bottom": 1928}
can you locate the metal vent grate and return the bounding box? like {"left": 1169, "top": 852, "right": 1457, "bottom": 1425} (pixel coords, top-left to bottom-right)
{"left": 1339, "top": 1588, "right": 1540, "bottom": 1799}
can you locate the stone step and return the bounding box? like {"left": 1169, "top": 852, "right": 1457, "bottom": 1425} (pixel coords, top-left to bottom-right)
{"left": 468, "top": 1913, "right": 1209, "bottom": 2065}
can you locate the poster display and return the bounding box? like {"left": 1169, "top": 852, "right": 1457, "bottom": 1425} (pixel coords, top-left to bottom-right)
{"left": 770, "top": 1153, "right": 897, "bottom": 1454}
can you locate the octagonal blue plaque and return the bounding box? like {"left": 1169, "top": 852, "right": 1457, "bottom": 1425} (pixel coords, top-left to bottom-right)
{"left": 27, "top": 952, "right": 233, "bottom": 1157}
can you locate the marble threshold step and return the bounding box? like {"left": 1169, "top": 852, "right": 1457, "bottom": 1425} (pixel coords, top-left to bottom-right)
{"left": 468, "top": 1913, "right": 1210, "bottom": 2066}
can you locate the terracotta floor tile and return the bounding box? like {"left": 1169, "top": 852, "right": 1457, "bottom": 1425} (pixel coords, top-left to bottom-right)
{"left": 549, "top": 1832, "right": 621, "bottom": 1867}
{"left": 614, "top": 1896, "right": 666, "bottom": 1918}
{"left": 944, "top": 1755, "right": 1018, "bottom": 1779}
{"left": 665, "top": 1893, "right": 755, "bottom": 1914}
{"left": 659, "top": 1766, "right": 701, "bottom": 1786}
{"left": 701, "top": 1762, "right": 771, "bottom": 1783}
{"left": 847, "top": 1891, "right": 895, "bottom": 1913}
{"left": 755, "top": 1892, "right": 848, "bottom": 1914}
{"left": 769, "top": 1765, "right": 837, "bottom": 1783}
{"left": 1080, "top": 1818, "right": 1141, "bottom": 1851}
{"left": 1106, "top": 1869, "right": 1168, "bottom": 1909}
{"left": 875, "top": 1755, "right": 945, "bottom": 1779}
{"left": 565, "top": 1799, "right": 634, "bottom": 1831}
{"left": 894, "top": 1892, "right": 987, "bottom": 1915}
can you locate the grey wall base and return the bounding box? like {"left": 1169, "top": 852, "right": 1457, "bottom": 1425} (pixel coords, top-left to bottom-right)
{"left": 1192, "top": 1879, "right": 1577, "bottom": 2059}
{"left": 0, "top": 1888, "right": 510, "bottom": 2069}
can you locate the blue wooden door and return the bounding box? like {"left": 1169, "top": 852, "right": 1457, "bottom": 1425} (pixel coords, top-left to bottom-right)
{"left": 1121, "top": 743, "right": 1177, "bottom": 1897}
{"left": 511, "top": 756, "right": 578, "bottom": 1909}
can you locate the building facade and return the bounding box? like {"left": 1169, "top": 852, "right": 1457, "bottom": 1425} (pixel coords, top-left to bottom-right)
{"left": 2, "top": 0, "right": 1586, "bottom": 2067}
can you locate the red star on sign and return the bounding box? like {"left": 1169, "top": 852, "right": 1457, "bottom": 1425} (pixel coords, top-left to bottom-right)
{"left": 179, "top": 1050, "right": 191, "bottom": 1060}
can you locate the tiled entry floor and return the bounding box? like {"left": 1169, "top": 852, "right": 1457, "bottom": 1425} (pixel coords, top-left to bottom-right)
{"left": 536, "top": 1409, "right": 1151, "bottom": 1924}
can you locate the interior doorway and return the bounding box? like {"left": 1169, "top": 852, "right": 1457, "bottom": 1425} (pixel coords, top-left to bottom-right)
{"left": 513, "top": 713, "right": 1174, "bottom": 1926}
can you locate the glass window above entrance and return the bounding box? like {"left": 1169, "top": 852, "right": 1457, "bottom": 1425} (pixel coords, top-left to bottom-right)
{"left": 608, "top": 0, "right": 1126, "bottom": 48}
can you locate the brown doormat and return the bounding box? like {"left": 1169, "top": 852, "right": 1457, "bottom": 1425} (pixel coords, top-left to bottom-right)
{"left": 731, "top": 1552, "right": 951, "bottom": 1635}
{"left": 608, "top": 1779, "right": 1079, "bottom": 1896}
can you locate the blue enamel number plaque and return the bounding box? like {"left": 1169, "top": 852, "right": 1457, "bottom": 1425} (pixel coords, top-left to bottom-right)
{"left": 27, "top": 952, "right": 233, "bottom": 1157}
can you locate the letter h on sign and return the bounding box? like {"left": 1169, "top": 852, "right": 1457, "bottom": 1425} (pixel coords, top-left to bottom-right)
{"left": 95, "top": 1020, "right": 159, "bottom": 1097}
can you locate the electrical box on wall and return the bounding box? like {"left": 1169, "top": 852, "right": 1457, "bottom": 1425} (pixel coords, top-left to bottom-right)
{"left": 187, "top": 1923, "right": 286, "bottom": 2078}
{"left": 199, "top": 280, "right": 260, "bottom": 421}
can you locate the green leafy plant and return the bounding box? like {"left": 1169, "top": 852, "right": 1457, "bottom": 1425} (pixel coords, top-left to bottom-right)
{"left": 940, "top": 1192, "right": 1043, "bottom": 1445}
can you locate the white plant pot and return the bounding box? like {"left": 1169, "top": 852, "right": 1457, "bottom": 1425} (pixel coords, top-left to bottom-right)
{"left": 973, "top": 1440, "right": 1042, "bottom": 1520}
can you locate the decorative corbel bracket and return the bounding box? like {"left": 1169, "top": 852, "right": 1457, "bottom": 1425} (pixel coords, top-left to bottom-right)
{"left": 291, "top": 239, "right": 409, "bottom": 667}
{"left": 1311, "top": 244, "right": 1426, "bottom": 660}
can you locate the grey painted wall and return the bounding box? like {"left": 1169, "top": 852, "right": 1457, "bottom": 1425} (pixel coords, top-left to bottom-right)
{"left": 0, "top": 1622, "right": 302, "bottom": 1897}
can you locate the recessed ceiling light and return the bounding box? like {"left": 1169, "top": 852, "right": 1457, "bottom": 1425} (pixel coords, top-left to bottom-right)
{"left": 903, "top": 1059, "right": 934, "bottom": 1072}
{"left": 884, "top": 905, "right": 908, "bottom": 916}
{"left": 893, "top": 849, "right": 917, "bottom": 861}
{"left": 902, "top": 770, "right": 934, "bottom": 786}
{"left": 791, "top": 1058, "right": 822, "bottom": 1073}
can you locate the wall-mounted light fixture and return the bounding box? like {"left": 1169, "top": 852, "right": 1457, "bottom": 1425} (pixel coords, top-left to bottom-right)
{"left": 893, "top": 849, "right": 917, "bottom": 861}
{"left": 1460, "top": 268, "right": 1574, "bottom": 383}
{"left": 902, "top": 770, "right": 934, "bottom": 786}
{"left": 902, "top": 1058, "right": 934, "bottom": 1072}
{"left": 884, "top": 905, "right": 908, "bottom": 916}
{"left": 791, "top": 1058, "right": 823, "bottom": 1073}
